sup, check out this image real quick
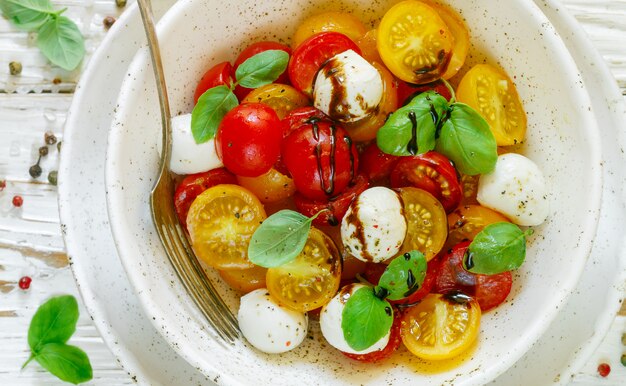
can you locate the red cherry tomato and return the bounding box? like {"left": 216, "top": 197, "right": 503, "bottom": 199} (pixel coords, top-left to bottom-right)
{"left": 359, "top": 142, "right": 401, "bottom": 183}
{"left": 282, "top": 120, "right": 359, "bottom": 200}
{"left": 390, "top": 151, "right": 462, "bottom": 213}
{"left": 193, "top": 61, "right": 234, "bottom": 104}
{"left": 362, "top": 257, "right": 440, "bottom": 305}
{"left": 174, "top": 168, "right": 237, "bottom": 227}
{"left": 294, "top": 173, "right": 369, "bottom": 226}
{"left": 216, "top": 103, "right": 282, "bottom": 177}
{"left": 342, "top": 311, "right": 402, "bottom": 363}
{"left": 288, "top": 32, "right": 361, "bottom": 96}
{"left": 396, "top": 79, "right": 452, "bottom": 106}
{"left": 280, "top": 106, "right": 329, "bottom": 138}
{"left": 434, "top": 241, "right": 513, "bottom": 312}
{"left": 233, "top": 41, "right": 292, "bottom": 100}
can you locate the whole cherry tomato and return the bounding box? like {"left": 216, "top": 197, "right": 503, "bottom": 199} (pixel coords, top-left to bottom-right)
{"left": 288, "top": 32, "right": 361, "bottom": 96}
{"left": 233, "top": 41, "right": 292, "bottom": 100}
{"left": 396, "top": 79, "right": 452, "bottom": 106}
{"left": 282, "top": 120, "right": 359, "bottom": 201}
{"left": 174, "top": 168, "right": 237, "bottom": 227}
{"left": 434, "top": 241, "right": 513, "bottom": 312}
{"left": 280, "top": 106, "right": 329, "bottom": 138}
{"left": 193, "top": 61, "right": 234, "bottom": 104}
{"left": 359, "top": 142, "right": 400, "bottom": 183}
{"left": 216, "top": 103, "right": 282, "bottom": 177}
{"left": 390, "top": 151, "right": 462, "bottom": 213}
{"left": 293, "top": 173, "right": 369, "bottom": 226}
{"left": 342, "top": 311, "right": 402, "bottom": 363}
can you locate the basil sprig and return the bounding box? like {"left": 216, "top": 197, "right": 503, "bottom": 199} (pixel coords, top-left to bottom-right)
{"left": 23, "top": 295, "right": 93, "bottom": 384}
{"left": 376, "top": 90, "right": 497, "bottom": 175}
{"left": 465, "top": 222, "right": 534, "bottom": 275}
{"left": 191, "top": 50, "right": 289, "bottom": 144}
{"left": 0, "top": 0, "right": 85, "bottom": 71}
{"left": 341, "top": 251, "right": 427, "bottom": 350}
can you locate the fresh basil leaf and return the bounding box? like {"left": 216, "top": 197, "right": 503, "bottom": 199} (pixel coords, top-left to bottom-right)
{"left": 466, "top": 222, "right": 533, "bottom": 274}
{"left": 34, "top": 343, "right": 93, "bottom": 385}
{"left": 341, "top": 286, "right": 393, "bottom": 351}
{"left": 0, "top": 0, "right": 54, "bottom": 31}
{"left": 28, "top": 295, "right": 79, "bottom": 352}
{"left": 248, "top": 209, "right": 315, "bottom": 268}
{"left": 235, "top": 50, "right": 289, "bottom": 89}
{"left": 376, "top": 91, "right": 448, "bottom": 156}
{"left": 435, "top": 102, "right": 497, "bottom": 175}
{"left": 377, "top": 250, "right": 427, "bottom": 301}
{"left": 37, "top": 15, "right": 85, "bottom": 71}
{"left": 191, "top": 85, "right": 238, "bottom": 144}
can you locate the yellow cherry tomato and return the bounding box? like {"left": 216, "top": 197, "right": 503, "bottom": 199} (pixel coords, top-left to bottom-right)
{"left": 401, "top": 293, "right": 481, "bottom": 360}
{"left": 377, "top": 0, "right": 455, "bottom": 84}
{"left": 397, "top": 187, "right": 448, "bottom": 261}
{"left": 356, "top": 29, "right": 383, "bottom": 64}
{"left": 237, "top": 168, "right": 296, "bottom": 204}
{"left": 292, "top": 12, "right": 367, "bottom": 49}
{"left": 241, "top": 83, "right": 309, "bottom": 119}
{"left": 219, "top": 265, "right": 267, "bottom": 293}
{"left": 187, "top": 184, "right": 266, "bottom": 269}
{"left": 456, "top": 64, "right": 527, "bottom": 146}
{"left": 266, "top": 227, "right": 341, "bottom": 312}
{"left": 444, "top": 204, "right": 510, "bottom": 251}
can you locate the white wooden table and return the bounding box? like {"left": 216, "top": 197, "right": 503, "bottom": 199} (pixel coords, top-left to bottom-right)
{"left": 0, "top": 0, "right": 624, "bottom": 384}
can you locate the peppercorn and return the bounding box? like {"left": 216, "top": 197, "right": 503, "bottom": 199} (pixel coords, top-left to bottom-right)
{"left": 48, "top": 170, "right": 58, "bottom": 186}
{"left": 622, "top": 332, "right": 626, "bottom": 345}
{"left": 597, "top": 363, "right": 611, "bottom": 377}
{"left": 116, "top": 0, "right": 127, "bottom": 7}
{"left": 18, "top": 276, "right": 32, "bottom": 290}
{"left": 57, "top": 141, "right": 62, "bottom": 152}
{"left": 52, "top": 77, "right": 62, "bottom": 85}
{"left": 12, "top": 195, "right": 23, "bottom": 207}
{"left": 0, "top": 180, "right": 5, "bottom": 191}
{"left": 44, "top": 131, "right": 57, "bottom": 145}
{"left": 9, "top": 61, "right": 22, "bottom": 75}
{"left": 39, "top": 146, "right": 49, "bottom": 157}
{"left": 103, "top": 16, "right": 116, "bottom": 30}
{"left": 621, "top": 353, "right": 626, "bottom": 367}
{"left": 29, "top": 164, "right": 42, "bottom": 178}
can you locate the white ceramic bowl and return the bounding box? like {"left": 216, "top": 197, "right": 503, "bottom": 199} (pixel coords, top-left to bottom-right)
{"left": 105, "top": 0, "right": 601, "bottom": 384}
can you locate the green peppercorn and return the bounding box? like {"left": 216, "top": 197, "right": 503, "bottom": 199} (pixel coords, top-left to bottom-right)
{"left": 622, "top": 333, "right": 626, "bottom": 346}
{"left": 57, "top": 141, "right": 62, "bottom": 152}
{"left": 39, "top": 146, "right": 49, "bottom": 157}
{"left": 29, "top": 164, "right": 42, "bottom": 179}
{"left": 621, "top": 353, "right": 626, "bottom": 367}
{"left": 116, "top": 0, "right": 127, "bottom": 7}
{"left": 9, "top": 61, "right": 22, "bottom": 75}
{"left": 48, "top": 170, "right": 58, "bottom": 186}
{"left": 44, "top": 131, "right": 57, "bottom": 145}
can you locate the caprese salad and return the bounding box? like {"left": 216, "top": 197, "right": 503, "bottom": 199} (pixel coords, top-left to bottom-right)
{"left": 171, "top": 0, "right": 549, "bottom": 363}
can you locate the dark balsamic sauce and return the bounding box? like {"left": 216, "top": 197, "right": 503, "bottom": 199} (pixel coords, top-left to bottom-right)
{"left": 407, "top": 111, "right": 418, "bottom": 155}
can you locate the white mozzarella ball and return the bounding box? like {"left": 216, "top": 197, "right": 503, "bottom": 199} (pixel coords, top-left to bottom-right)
{"left": 313, "top": 49, "right": 383, "bottom": 123}
{"left": 169, "top": 113, "right": 223, "bottom": 174}
{"left": 238, "top": 289, "right": 308, "bottom": 354}
{"left": 477, "top": 153, "right": 549, "bottom": 226}
{"left": 341, "top": 186, "right": 407, "bottom": 262}
{"left": 320, "top": 283, "right": 391, "bottom": 354}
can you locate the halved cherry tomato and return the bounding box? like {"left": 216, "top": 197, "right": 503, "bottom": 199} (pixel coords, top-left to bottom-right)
{"left": 187, "top": 185, "right": 266, "bottom": 270}
{"left": 288, "top": 32, "right": 361, "bottom": 96}
{"left": 282, "top": 120, "right": 359, "bottom": 201}
{"left": 294, "top": 174, "right": 369, "bottom": 226}
{"left": 390, "top": 151, "right": 462, "bottom": 213}
{"left": 343, "top": 312, "right": 402, "bottom": 363}
{"left": 233, "top": 41, "right": 292, "bottom": 100}
{"left": 456, "top": 64, "right": 527, "bottom": 146}
{"left": 377, "top": 0, "right": 454, "bottom": 84}
{"left": 444, "top": 205, "right": 510, "bottom": 252}
{"left": 174, "top": 168, "right": 237, "bottom": 227}
{"left": 396, "top": 187, "right": 448, "bottom": 260}
{"left": 359, "top": 142, "right": 400, "bottom": 183}
{"left": 435, "top": 241, "right": 513, "bottom": 312}
{"left": 460, "top": 173, "right": 480, "bottom": 205}
{"left": 216, "top": 103, "right": 282, "bottom": 177}
{"left": 241, "top": 83, "right": 309, "bottom": 119}
{"left": 293, "top": 12, "right": 367, "bottom": 49}
{"left": 343, "top": 62, "right": 399, "bottom": 142}
{"left": 356, "top": 29, "right": 383, "bottom": 64}
{"left": 266, "top": 227, "right": 342, "bottom": 312}
{"left": 396, "top": 79, "right": 453, "bottom": 106}
{"left": 422, "top": 0, "right": 469, "bottom": 79}
{"left": 400, "top": 292, "right": 480, "bottom": 360}
{"left": 193, "top": 61, "right": 234, "bottom": 104}
{"left": 237, "top": 168, "right": 296, "bottom": 203}
{"left": 218, "top": 265, "right": 267, "bottom": 293}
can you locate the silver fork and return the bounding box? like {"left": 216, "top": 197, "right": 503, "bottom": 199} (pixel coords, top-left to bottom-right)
{"left": 136, "top": 0, "right": 240, "bottom": 344}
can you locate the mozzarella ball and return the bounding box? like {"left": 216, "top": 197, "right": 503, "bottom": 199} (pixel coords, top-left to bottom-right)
{"left": 477, "top": 153, "right": 549, "bottom": 226}
{"left": 238, "top": 288, "right": 308, "bottom": 354}
{"left": 320, "top": 283, "right": 390, "bottom": 354}
{"left": 169, "top": 113, "right": 223, "bottom": 174}
{"left": 341, "top": 186, "right": 407, "bottom": 262}
{"left": 313, "top": 49, "right": 383, "bottom": 123}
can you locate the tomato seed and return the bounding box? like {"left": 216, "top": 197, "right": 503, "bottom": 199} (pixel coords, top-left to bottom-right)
{"left": 597, "top": 363, "right": 610, "bottom": 377}
{"left": 18, "top": 276, "right": 32, "bottom": 290}
{"left": 12, "top": 195, "right": 23, "bottom": 207}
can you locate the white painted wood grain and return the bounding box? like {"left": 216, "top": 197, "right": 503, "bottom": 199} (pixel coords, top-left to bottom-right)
{"left": 0, "top": 0, "right": 624, "bottom": 385}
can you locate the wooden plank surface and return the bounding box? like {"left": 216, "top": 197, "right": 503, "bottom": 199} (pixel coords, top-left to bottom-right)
{"left": 0, "top": 0, "right": 624, "bottom": 385}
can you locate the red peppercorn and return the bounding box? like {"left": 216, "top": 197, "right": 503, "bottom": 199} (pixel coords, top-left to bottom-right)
{"left": 597, "top": 362, "right": 611, "bottom": 377}
{"left": 12, "top": 195, "right": 23, "bottom": 207}
{"left": 18, "top": 276, "right": 32, "bottom": 290}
